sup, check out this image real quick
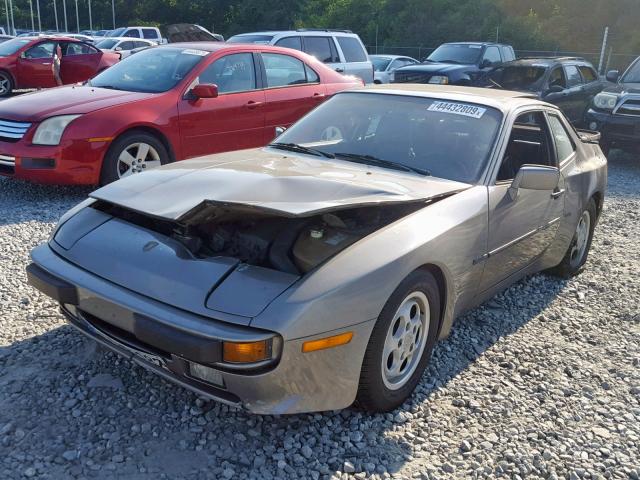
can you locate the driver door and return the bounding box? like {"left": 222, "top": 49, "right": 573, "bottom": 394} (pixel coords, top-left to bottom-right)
{"left": 478, "top": 110, "right": 565, "bottom": 292}
{"left": 17, "top": 41, "right": 57, "bottom": 88}
{"left": 177, "top": 52, "right": 266, "bottom": 159}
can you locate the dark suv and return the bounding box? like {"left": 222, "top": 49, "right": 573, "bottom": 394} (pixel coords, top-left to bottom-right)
{"left": 480, "top": 57, "right": 605, "bottom": 125}
{"left": 585, "top": 56, "right": 640, "bottom": 155}
{"left": 392, "top": 42, "right": 515, "bottom": 86}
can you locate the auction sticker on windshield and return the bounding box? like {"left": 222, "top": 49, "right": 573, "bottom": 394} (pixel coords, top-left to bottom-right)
{"left": 428, "top": 101, "right": 486, "bottom": 119}
{"left": 182, "top": 49, "right": 209, "bottom": 56}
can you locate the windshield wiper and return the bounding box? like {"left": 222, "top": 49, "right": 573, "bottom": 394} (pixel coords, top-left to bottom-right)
{"left": 334, "top": 152, "right": 431, "bottom": 176}
{"left": 270, "top": 142, "right": 335, "bottom": 159}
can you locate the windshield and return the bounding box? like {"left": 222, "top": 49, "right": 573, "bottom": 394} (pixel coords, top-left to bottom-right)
{"left": 622, "top": 58, "right": 640, "bottom": 83}
{"left": 371, "top": 57, "right": 392, "bottom": 71}
{"left": 427, "top": 44, "right": 482, "bottom": 64}
{"left": 487, "top": 65, "right": 546, "bottom": 90}
{"left": 227, "top": 34, "right": 274, "bottom": 45}
{"left": 0, "top": 38, "right": 31, "bottom": 56}
{"left": 90, "top": 47, "right": 207, "bottom": 93}
{"left": 273, "top": 92, "right": 502, "bottom": 183}
{"left": 96, "top": 39, "right": 118, "bottom": 49}
{"left": 107, "top": 28, "right": 126, "bottom": 37}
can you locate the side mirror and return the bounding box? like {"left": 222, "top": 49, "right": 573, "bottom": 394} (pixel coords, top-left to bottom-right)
{"left": 508, "top": 165, "right": 559, "bottom": 199}
{"left": 480, "top": 59, "right": 493, "bottom": 69}
{"left": 605, "top": 70, "right": 619, "bottom": 83}
{"left": 191, "top": 83, "right": 218, "bottom": 99}
{"left": 114, "top": 46, "right": 122, "bottom": 51}
{"left": 274, "top": 126, "right": 286, "bottom": 137}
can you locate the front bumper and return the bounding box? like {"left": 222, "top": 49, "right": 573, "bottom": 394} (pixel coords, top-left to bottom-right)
{"left": 27, "top": 244, "right": 375, "bottom": 414}
{"left": 0, "top": 138, "right": 108, "bottom": 185}
{"left": 585, "top": 109, "right": 640, "bottom": 145}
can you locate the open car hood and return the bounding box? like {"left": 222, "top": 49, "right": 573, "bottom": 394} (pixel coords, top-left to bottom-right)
{"left": 163, "top": 23, "right": 224, "bottom": 43}
{"left": 91, "top": 148, "right": 470, "bottom": 221}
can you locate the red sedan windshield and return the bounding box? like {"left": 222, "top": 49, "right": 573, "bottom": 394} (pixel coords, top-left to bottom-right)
{"left": 0, "top": 38, "right": 31, "bottom": 56}
{"left": 90, "top": 47, "right": 208, "bottom": 93}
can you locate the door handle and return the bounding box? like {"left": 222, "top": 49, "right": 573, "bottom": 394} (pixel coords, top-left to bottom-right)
{"left": 335, "top": 67, "right": 344, "bottom": 73}
{"left": 245, "top": 101, "right": 263, "bottom": 109}
{"left": 312, "top": 93, "right": 325, "bottom": 100}
{"left": 551, "top": 188, "right": 565, "bottom": 199}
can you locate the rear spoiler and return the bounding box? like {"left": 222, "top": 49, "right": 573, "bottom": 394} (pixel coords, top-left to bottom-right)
{"left": 576, "top": 129, "right": 601, "bottom": 144}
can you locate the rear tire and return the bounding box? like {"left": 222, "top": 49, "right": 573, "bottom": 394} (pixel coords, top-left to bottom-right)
{"left": 548, "top": 198, "right": 597, "bottom": 278}
{"left": 356, "top": 270, "right": 440, "bottom": 412}
{"left": 100, "top": 131, "right": 169, "bottom": 185}
{"left": 0, "top": 71, "right": 13, "bottom": 97}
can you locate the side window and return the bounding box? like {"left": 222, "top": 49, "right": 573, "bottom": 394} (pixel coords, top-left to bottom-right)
{"left": 497, "top": 111, "right": 553, "bottom": 182}
{"left": 501, "top": 46, "right": 516, "bottom": 61}
{"left": 549, "top": 66, "right": 566, "bottom": 88}
{"left": 305, "top": 64, "right": 319, "bottom": 83}
{"left": 198, "top": 53, "right": 256, "bottom": 94}
{"left": 142, "top": 29, "right": 158, "bottom": 40}
{"left": 262, "top": 53, "right": 308, "bottom": 87}
{"left": 564, "top": 65, "right": 582, "bottom": 87}
{"left": 547, "top": 114, "right": 576, "bottom": 162}
{"left": 66, "top": 42, "right": 96, "bottom": 55}
{"left": 24, "top": 41, "right": 55, "bottom": 59}
{"left": 579, "top": 66, "right": 597, "bottom": 83}
{"left": 336, "top": 36, "right": 368, "bottom": 62}
{"left": 124, "top": 29, "right": 140, "bottom": 38}
{"left": 483, "top": 46, "right": 501, "bottom": 66}
{"left": 275, "top": 36, "right": 302, "bottom": 51}
{"left": 133, "top": 41, "right": 148, "bottom": 49}
{"left": 118, "top": 41, "right": 134, "bottom": 50}
{"left": 304, "top": 36, "right": 338, "bottom": 63}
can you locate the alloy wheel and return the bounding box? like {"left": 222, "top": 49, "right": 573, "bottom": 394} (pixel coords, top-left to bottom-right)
{"left": 0, "top": 74, "right": 10, "bottom": 96}
{"left": 381, "top": 291, "right": 430, "bottom": 390}
{"left": 117, "top": 142, "right": 161, "bottom": 178}
{"left": 570, "top": 210, "right": 591, "bottom": 268}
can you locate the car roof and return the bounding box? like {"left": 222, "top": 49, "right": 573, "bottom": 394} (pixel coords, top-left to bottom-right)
{"left": 157, "top": 42, "right": 317, "bottom": 54}
{"left": 369, "top": 54, "right": 412, "bottom": 59}
{"left": 21, "top": 35, "right": 82, "bottom": 42}
{"left": 443, "top": 42, "right": 510, "bottom": 47}
{"left": 99, "top": 37, "right": 154, "bottom": 42}
{"left": 351, "top": 84, "right": 552, "bottom": 113}
{"left": 502, "top": 57, "right": 593, "bottom": 67}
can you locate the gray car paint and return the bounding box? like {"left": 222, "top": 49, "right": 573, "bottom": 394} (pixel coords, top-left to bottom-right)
{"left": 29, "top": 85, "right": 607, "bottom": 413}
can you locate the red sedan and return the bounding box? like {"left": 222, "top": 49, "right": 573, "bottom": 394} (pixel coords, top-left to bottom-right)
{"left": 0, "top": 36, "right": 120, "bottom": 96}
{"left": 0, "top": 43, "right": 361, "bottom": 185}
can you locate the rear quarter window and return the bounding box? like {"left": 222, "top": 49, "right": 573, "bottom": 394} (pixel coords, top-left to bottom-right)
{"left": 142, "top": 29, "right": 159, "bottom": 40}
{"left": 336, "top": 36, "right": 368, "bottom": 62}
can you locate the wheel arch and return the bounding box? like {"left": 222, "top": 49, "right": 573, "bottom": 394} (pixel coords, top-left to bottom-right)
{"left": 590, "top": 191, "right": 604, "bottom": 219}
{"left": 414, "top": 263, "right": 449, "bottom": 340}
{"left": 109, "top": 125, "right": 177, "bottom": 163}
{"left": 0, "top": 68, "right": 15, "bottom": 88}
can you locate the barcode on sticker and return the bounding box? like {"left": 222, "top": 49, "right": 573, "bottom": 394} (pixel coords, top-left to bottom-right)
{"left": 428, "top": 102, "right": 486, "bottom": 119}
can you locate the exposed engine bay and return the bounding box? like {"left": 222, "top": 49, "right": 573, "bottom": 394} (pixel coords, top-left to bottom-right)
{"left": 93, "top": 201, "right": 427, "bottom": 275}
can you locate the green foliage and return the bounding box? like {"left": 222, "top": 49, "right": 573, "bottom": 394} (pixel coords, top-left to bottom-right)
{"left": 3, "top": 0, "right": 637, "bottom": 67}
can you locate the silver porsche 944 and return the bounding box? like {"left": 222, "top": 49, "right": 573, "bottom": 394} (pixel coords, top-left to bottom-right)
{"left": 27, "top": 85, "right": 607, "bottom": 414}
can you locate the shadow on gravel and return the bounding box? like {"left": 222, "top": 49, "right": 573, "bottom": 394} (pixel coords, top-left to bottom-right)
{"left": 0, "top": 272, "right": 569, "bottom": 478}
{"left": 0, "top": 177, "right": 91, "bottom": 226}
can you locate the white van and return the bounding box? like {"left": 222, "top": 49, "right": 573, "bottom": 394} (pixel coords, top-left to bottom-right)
{"left": 105, "top": 26, "right": 162, "bottom": 44}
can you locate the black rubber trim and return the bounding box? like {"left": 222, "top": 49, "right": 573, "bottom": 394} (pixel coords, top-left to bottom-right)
{"left": 26, "top": 263, "right": 78, "bottom": 305}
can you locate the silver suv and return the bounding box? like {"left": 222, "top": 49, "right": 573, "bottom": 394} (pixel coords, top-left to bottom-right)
{"left": 228, "top": 29, "right": 373, "bottom": 84}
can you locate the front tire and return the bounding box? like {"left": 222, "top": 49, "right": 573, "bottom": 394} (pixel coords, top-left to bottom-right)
{"left": 100, "top": 131, "right": 169, "bottom": 185}
{"left": 548, "top": 198, "right": 597, "bottom": 278}
{"left": 0, "top": 71, "right": 13, "bottom": 97}
{"left": 356, "top": 270, "right": 440, "bottom": 412}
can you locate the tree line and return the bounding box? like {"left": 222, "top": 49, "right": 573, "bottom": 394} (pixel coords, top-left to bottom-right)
{"left": 5, "top": 0, "right": 640, "bottom": 63}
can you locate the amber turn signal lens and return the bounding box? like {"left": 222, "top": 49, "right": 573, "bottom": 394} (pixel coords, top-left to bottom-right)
{"left": 222, "top": 340, "right": 269, "bottom": 363}
{"left": 302, "top": 332, "right": 353, "bottom": 353}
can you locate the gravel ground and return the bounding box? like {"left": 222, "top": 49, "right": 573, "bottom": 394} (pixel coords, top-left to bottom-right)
{"left": 0, "top": 153, "right": 638, "bottom": 480}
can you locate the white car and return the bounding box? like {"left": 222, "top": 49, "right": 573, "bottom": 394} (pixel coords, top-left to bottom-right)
{"left": 104, "top": 26, "right": 163, "bottom": 44}
{"left": 371, "top": 54, "right": 419, "bottom": 83}
{"left": 95, "top": 37, "right": 156, "bottom": 58}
